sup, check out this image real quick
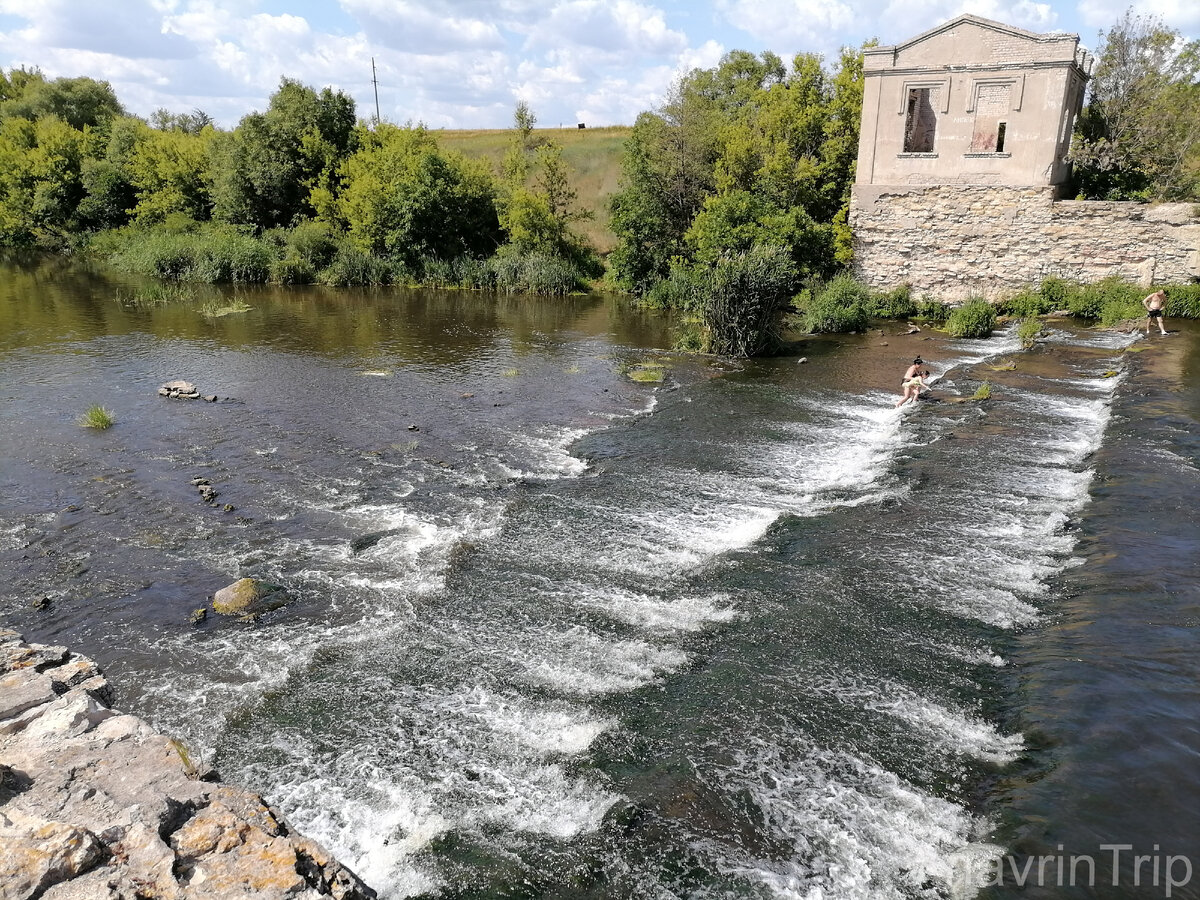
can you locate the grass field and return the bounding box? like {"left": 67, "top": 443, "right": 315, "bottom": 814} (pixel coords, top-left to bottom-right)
{"left": 434, "top": 126, "right": 632, "bottom": 253}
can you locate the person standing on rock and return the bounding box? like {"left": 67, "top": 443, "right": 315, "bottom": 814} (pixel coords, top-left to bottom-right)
{"left": 895, "top": 357, "right": 929, "bottom": 407}
{"left": 1142, "top": 290, "right": 1168, "bottom": 335}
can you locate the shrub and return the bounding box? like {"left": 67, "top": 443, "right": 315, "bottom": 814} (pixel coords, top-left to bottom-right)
{"left": 78, "top": 405, "right": 114, "bottom": 429}
{"left": 270, "top": 255, "right": 315, "bottom": 285}
{"left": 695, "top": 245, "right": 798, "bottom": 355}
{"left": 1066, "top": 277, "right": 1142, "bottom": 322}
{"left": 915, "top": 298, "right": 951, "bottom": 324}
{"left": 1000, "top": 289, "right": 1054, "bottom": 317}
{"left": 865, "top": 283, "right": 917, "bottom": 319}
{"left": 945, "top": 299, "right": 997, "bottom": 338}
{"left": 642, "top": 264, "right": 700, "bottom": 310}
{"left": 972, "top": 381, "right": 992, "bottom": 400}
{"left": 286, "top": 220, "right": 340, "bottom": 271}
{"left": 487, "top": 246, "right": 585, "bottom": 295}
{"left": 800, "top": 274, "right": 869, "bottom": 333}
{"left": 1039, "top": 277, "right": 1070, "bottom": 309}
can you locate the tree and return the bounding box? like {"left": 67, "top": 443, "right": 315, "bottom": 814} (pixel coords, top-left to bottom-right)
{"left": 0, "top": 71, "right": 123, "bottom": 130}
{"left": 0, "top": 115, "right": 94, "bottom": 243}
{"left": 150, "top": 108, "right": 214, "bottom": 135}
{"left": 338, "top": 124, "right": 500, "bottom": 268}
{"left": 210, "top": 78, "right": 357, "bottom": 228}
{"left": 1071, "top": 12, "right": 1200, "bottom": 200}
{"left": 128, "top": 125, "right": 212, "bottom": 223}
{"left": 608, "top": 47, "right": 863, "bottom": 293}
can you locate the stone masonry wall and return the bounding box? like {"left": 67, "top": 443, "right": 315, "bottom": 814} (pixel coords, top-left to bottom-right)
{"left": 850, "top": 184, "right": 1200, "bottom": 301}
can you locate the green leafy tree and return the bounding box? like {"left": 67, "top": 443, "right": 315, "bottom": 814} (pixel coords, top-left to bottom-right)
{"left": 0, "top": 70, "right": 123, "bottom": 129}
{"left": 338, "top": 124, "right": 500, "bottom": 268}
{"left": 610, "top": 47, "right": 863, "bottom": 294}
{"left": 0, "top": 115, "right": 96, "bottom": 243}
{"left": 150, "top": 107, "right": 214, "bottom": 135}
{"left": 210, "top": 78, "right": 357, "bottom": 228}
{"left": 128, "top": 125, "right": 212, "bottom": 223}
{"left": 494, "top": 102, "right": 599, "bottom": 273}
{"left": 1071, "top": 12, "right": 1200, "bottom": 200}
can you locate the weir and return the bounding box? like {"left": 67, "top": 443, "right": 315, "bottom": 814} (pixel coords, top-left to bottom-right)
{"left": 0, "top": 256, "right": 1170, "bottom": 897}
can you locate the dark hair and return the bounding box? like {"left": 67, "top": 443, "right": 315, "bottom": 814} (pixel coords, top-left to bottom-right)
{"left": 913, "top": 357, "right": 923, "bottom": 365}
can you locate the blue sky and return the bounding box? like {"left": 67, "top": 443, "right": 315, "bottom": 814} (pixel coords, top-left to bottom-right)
{"left": 0, "top": 0, "right": 1195, "bottom": 129}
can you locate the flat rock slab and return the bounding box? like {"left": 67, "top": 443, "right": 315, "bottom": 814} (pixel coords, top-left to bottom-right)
{"left": 0, "top": 631, "right": 375, "bottom": 900}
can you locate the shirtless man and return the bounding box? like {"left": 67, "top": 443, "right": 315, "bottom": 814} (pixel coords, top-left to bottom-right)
{"left": 895, "top": 357, "right": 929, "bottom": 407}
{"left": 1142, "top": 290, "right": 1168, "bottom": 335}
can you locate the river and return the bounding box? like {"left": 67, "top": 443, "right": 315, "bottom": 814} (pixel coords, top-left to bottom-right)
{"left": 2, "top": 253, "right": 1197, "bottom": 899}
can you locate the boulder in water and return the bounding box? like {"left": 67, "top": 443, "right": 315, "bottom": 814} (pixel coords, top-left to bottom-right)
{"left": 211, "top": 578, "right": 290, "bottom": 616}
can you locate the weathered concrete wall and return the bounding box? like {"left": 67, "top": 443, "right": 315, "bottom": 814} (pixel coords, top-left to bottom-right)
{"left": 850, "top": 184, "right": 1200, "bottom": 301}
{"left": 857, "top": 16, "right": 1090, "bottom": 190}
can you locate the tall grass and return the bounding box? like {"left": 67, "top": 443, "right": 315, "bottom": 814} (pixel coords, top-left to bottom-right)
{"left": 78, "top": 405, "right": 114, "bottom": 429}
{"left": 93, "top": 223, "right": 272, "bottom": 283}
{"left": 1017, "top": 317, "right": 1042, "bottom": 347}
{"left": 114, "top": 283, "right": 196, "bottom": 307}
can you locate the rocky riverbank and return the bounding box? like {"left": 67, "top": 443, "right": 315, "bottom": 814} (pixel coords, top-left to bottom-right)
{"left": 0, "top": 630, "right": 376, "bottom": 900}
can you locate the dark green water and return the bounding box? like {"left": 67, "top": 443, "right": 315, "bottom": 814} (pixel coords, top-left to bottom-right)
{"left": 2, "top": 253, "right": 1197, "bottom": 899}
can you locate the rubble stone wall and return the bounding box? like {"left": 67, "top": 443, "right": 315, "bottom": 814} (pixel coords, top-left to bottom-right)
{"left": 850, "top": 184, "right": 1200, "bottom": 301}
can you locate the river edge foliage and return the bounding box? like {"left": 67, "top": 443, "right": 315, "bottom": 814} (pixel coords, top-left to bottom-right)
{"left": 1, "top": 9, "right": 1197, "bottom": 356}
{"left": 0, "top": 70, "right": 602, "bottom": 295}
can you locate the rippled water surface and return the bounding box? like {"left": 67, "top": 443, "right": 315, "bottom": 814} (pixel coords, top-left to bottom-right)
{"left": 3, "top": 254, "right": 1198, "bottom": 899}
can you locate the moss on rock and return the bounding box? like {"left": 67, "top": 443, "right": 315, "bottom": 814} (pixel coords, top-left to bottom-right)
{"left": 211, "top": 578, "right": 289, "bottom": 616}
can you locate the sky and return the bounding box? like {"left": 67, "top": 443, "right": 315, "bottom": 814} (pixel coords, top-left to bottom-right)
{"left": 0, "top": 0, "right": 1196, "bottom": 131}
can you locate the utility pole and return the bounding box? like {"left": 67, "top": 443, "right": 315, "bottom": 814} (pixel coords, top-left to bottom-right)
{"left": 371, "top": 57, "right": 381, "bottom": 126}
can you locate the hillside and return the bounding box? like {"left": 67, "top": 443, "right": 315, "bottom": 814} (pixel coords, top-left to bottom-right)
{"left": 434, "top": 126, "right": 631, "bottom": 253}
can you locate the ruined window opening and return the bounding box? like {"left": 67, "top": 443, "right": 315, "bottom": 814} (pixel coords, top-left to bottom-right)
{"left": 903, "top": 88, "right": 937, "bottom": 153}
{"left": 970, "top": 83, "right": 1011, "bottom": 153}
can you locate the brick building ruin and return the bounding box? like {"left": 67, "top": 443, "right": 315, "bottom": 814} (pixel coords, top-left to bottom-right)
{"left": 849, "top": 14, "right": 1200, "bottom": 300}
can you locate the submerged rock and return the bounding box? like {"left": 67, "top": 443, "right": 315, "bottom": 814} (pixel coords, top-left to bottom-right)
{"left": 0, "top": 630, "right": 375, "bottom": 899}
{"left": 349, "top": 529, "right": 401, "bottom": 555}
{"left": 211, "top": 578, "right": 290, "bottom": 616}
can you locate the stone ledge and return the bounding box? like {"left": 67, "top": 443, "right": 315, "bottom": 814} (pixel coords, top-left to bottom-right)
{"left": 0, "top": 629, "right": 376, "bottom": 900}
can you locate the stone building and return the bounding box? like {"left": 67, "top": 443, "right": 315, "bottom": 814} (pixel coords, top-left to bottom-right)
{"left": 850, "top": 14, "right": 1200, "bottom": 300}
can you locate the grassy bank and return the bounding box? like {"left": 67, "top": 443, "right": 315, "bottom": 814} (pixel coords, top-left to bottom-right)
{"left": 434, "top": 126, "right": 630, "bottom": 254}
{"left": 789, "top": 275, "right": 1200, "bottom": 336}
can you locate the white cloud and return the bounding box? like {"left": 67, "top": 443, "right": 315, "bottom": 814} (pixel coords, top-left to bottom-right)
{"left": 527, "top": 0, "right": 689, "bottom": 55}
{"left": 339, "top": 0, "right": 505, "bottom": 51}
{"left": 1077, "top": 0, "right": 1200, "bottom": 32}
{"left": 0, "top": 0, "right": 195, "bottom": 59}
{"left": 714, "top": 0, "right": 857, "bottom": 47}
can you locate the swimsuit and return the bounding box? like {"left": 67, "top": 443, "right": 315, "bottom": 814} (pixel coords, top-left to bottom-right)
{"left": 1148, "top": 308, "right": 1163, "bottom": 318}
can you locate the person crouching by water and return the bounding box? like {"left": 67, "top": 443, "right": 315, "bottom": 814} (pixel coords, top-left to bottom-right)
{"left": 895, "top": 357, "right": 929, "bottom": 407}
{"left": 1142, "top": 290, "right": 1168, "bottom": 335}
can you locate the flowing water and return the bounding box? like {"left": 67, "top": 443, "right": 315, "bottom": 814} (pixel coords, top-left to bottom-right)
{"left": 2, "top": 253, "right": 1198, "bottom": 899}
